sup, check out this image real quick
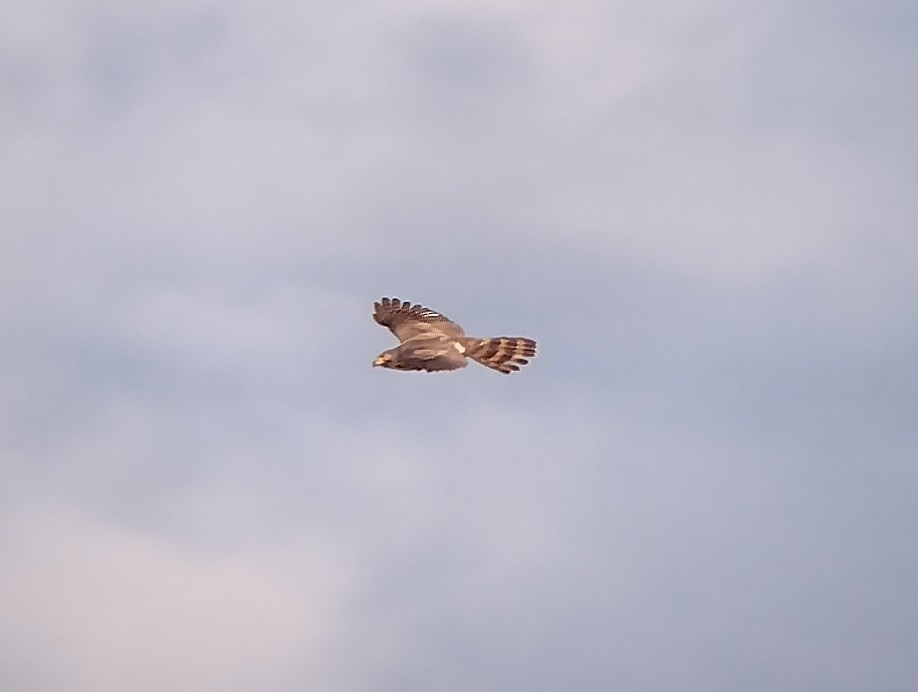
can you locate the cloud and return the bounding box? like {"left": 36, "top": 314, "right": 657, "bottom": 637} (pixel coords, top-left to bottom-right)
{"left": 0, "top": 501, "right": 355, "bottom": 691}
{"left": 2, "top": 0, "right": 917, "bottom": 690}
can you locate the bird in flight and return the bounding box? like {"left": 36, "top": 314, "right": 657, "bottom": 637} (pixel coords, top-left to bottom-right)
{"left": 372, "top": 297, "right": 537, "bottom": 374}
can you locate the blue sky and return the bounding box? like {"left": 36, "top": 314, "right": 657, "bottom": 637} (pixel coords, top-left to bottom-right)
{"left": 2, "top": 1, "right": 917, "bottom": 690}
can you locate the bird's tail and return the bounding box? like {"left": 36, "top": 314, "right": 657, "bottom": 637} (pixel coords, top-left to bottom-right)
{"left": 464, "top": 337, "right": 537, "bottom": 374}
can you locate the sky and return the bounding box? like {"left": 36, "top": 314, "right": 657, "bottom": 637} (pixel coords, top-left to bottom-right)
{"left": 2, "top": 0, "right": 917, "bottom": 690}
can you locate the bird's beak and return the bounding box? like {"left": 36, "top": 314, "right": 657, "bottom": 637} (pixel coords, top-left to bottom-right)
{"left": 373, "top": 357, "right": 384, "bottom": 367}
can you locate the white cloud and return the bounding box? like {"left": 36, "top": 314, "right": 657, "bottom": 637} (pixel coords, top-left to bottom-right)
{"left": 0, "top": 502, "right": 355, "bottom": 692}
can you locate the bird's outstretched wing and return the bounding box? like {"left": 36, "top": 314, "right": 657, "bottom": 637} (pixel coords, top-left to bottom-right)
{"left": 373, "top": 297, "right": 465, "bottom": 342}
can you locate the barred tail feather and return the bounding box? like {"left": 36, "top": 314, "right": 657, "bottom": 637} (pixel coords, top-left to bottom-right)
{"left": 465, "top": 337, "right": 537, "bottom": 374}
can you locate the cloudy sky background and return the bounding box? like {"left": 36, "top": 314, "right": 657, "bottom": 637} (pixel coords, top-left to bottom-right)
{"left": 2, "top": 0, "right": 917, "bottom": 690}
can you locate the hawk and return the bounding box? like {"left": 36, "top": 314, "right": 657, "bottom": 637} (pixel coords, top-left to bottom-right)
{"left": 372, "top": 297, "right": 537, "bottom": 374}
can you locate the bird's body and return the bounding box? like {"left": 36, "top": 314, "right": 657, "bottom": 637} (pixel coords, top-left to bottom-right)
{"left": 372, "top": 297, "right": 536, "bottom": 374}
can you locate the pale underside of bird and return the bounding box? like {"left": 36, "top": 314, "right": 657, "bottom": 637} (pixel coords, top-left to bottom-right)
{"left": 372, "top": 297, "right": 537, "bottom": 374}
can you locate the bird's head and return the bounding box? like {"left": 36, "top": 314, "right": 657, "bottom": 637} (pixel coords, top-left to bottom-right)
{"left": 373, "top": 352, "right": 393, "bottom": 368}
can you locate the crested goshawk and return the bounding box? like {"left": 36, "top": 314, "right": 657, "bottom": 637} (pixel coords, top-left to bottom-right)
{"left": 372, "top": 297, "right": 537, "bottom": 374}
